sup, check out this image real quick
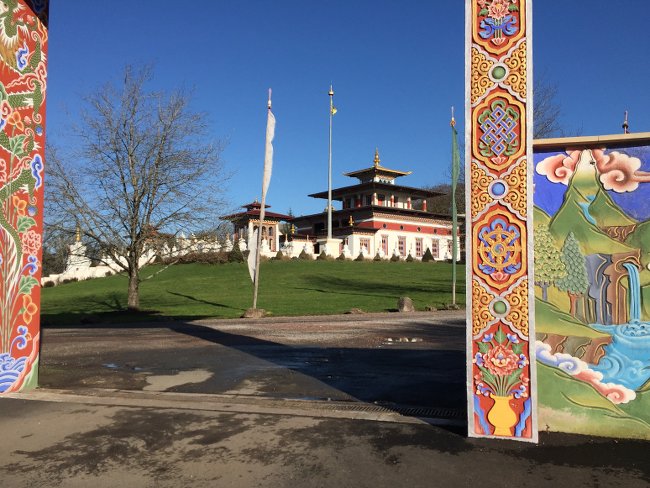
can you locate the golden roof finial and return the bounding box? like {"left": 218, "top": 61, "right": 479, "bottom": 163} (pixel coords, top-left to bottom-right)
{"left": 373, "top": 148, "right": 380, "bottom": 167}
{"left": 75, "top": 225, "right": 81, "bottom": 243}
{"left": 348, "top": 215, "right": 354, "bottom": 227}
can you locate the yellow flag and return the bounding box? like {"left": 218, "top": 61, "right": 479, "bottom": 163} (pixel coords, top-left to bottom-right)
{"left": 331, "top": 106, "right": 337, "bottom": 115}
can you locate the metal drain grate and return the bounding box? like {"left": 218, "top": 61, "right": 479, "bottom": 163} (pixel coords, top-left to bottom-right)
{"left": 281, "top": 399, "right": 464, "bottom": 419}
{"left": 389, "top": 405, "right": 464, "bottom": 418}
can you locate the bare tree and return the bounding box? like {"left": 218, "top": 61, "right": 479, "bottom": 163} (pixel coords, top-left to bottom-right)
{"left": 533, "top": 74, "right": 562, "bottom": 139}
{"left": 47, "top": 66, "right": 227, "bottom": 310}
{"left": 41, "top": 227, "right": 71, "bottom": 276}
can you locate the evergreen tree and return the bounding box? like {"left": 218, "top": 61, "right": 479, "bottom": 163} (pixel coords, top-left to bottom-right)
{"left": 556, "top": 232, "right": 589, "bottom": 319}
{"left": 227, "top": 244, "right": 244, "bottom": 263}
{"left": 421, "top": 248, "right": 434, "bottom": 262}
{"left": 534, "top": 224, "right": 565, "bottom": 301}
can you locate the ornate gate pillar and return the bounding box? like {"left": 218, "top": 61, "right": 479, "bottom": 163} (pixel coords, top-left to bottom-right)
{"left": 466, "top": 0, "right": 537, "bottom": 441}
{"left": 0, "top": 1, "right": 48, "bottom": 393}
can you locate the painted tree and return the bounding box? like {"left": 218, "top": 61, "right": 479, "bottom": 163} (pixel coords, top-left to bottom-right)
{"left": 47, "top": 66, "right": 227, "bottom": 310}
{"left": 556, "top": 232, "right": 589, "bottom": 320}
{"left": 533, "top": 224, "right": 566, "bottom": 301}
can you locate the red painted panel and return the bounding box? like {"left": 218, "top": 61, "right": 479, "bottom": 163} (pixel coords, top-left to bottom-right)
{"left": 0, "top": 1, "right": 48, "bottom": 393}
{"left": 357, "top": 220, "right": 450, "bottom": 235}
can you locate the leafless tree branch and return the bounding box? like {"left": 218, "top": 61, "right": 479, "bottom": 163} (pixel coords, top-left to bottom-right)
{"left": 46, "top": 65, "right": 229, "bottom": 310}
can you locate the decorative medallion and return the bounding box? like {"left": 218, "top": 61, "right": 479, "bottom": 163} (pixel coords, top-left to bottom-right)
{"left": 473, "top": 93, "right": 526, "bottom": 173}
{"left": 473, "top": 208, "right": 526, "bottom": 291}
{"left": 472, "top": 0, "right": 526, "bottom": 56}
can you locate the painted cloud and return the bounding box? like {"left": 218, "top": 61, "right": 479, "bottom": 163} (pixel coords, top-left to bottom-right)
{"left": 536, "top": 148, "right": 650, "bottom": 192}
{"left": 536, "top": 341, "right": 636, "bottom": 404}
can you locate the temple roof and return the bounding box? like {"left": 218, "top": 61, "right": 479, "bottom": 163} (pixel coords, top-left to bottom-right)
{"left": 342, "top": 149, "right": 412, "bottom": 181}
{"left": 241, "top": 200, "right": 270, "bottom": 210}
{"left": 222, "top": 201, "right": 292, "bottom": 222}
{"left": 309, "top": 181, "right": 443, "bottom": 200}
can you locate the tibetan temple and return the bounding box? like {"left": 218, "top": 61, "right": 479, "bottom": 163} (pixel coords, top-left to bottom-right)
{"left": 292, "top": 150, "right": 456, "bottom": 259}
{"left": 225, "top": 150, "right": 458, "bottom": 260}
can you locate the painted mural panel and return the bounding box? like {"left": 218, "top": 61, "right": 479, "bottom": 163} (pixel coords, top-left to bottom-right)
{"left": 534, "top": 136, "right": 650, "bottom": 439}
{"left": 0, "top": 0, "right": 48, "bottom": 393}
{"left": 466, "top": 0, "right": 537, "bottom": 441}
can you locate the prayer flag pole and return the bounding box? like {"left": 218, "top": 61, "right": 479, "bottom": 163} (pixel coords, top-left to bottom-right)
{"left": 327, "top": 85, "right": 335, "bottom": 241}
{"left": 252, "top": 89, "right": 275, "bottom": 310}
{"left": 451, "top": 106, "right": 460, "bottom": 306}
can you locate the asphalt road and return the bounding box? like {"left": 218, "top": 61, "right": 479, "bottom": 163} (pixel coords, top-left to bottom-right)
{"left": 38, "top": 311, "right": 468, "bottom": 415}
{"left": 1, "top": 311, "right": 648, "bottom": 487}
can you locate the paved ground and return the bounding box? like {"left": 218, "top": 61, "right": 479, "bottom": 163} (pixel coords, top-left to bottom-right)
{"left": 37, "top": 311, "right": 467, "bottom": 414}
{"left": 1, "top": 311, "right": 649, "bottom": 487}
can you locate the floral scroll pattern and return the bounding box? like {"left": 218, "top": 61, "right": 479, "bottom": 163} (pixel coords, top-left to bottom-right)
{"left": 468, "top": 0, "right": 534, "bottom": 441}
{"left": 0, "top": 1, "right": 48, "bottom": 393}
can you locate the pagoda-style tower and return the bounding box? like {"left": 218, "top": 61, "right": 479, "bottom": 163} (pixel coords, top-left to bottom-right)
{"left": 222, "top": 201, "right": 292, "bottom": 255}
{"left": 292, "top": 150, "right": 456, "bottom": 260}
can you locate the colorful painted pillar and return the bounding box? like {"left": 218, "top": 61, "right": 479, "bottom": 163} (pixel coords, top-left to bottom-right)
{"left": 0, "top": 1, "right": 49, "bottom": 393}
{"left": 466, "top": 0, "right": 536, "bottom": 441}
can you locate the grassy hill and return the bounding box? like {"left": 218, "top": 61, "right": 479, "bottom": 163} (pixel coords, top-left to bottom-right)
{"left": 41, "top": 260, "right": 465, "bottom": 326}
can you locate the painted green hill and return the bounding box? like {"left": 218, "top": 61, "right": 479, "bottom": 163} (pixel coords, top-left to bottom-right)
{"left": 626, "top": 220, "right": 650, "bottom": 267}
{"left": 538, "top": 362, "right": 650, "bottom": 439}
{"left": 549, "top": 152, "right": 635, "bottom": 255}
{"left": 533, "top": 205, "right": 551, "bottom": 228}
{"left": 590, "top": 189, "right": 636, "bottom": 227}
{"left": 536, "top": 297, "right": 609, "bottom": 339}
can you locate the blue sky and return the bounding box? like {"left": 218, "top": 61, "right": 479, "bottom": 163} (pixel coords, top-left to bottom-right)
{"left": 47, "top": 1, "right": 650, "bottom": 219}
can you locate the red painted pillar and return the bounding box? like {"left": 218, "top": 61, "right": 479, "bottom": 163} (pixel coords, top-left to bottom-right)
{"left": 0, "top": 1, "right": 48, "bottom": 393}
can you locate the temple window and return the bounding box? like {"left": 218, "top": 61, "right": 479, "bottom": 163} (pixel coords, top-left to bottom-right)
{"left": 360, "top": 238, "right": 370, "bottom": 252}
{"left": 432, "top": 239, "right": 439, "bottom": 258}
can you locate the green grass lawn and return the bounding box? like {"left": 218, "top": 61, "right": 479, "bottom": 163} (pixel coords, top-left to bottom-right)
{"left": 41, "top": 260, "right": 465, "bottom": 326}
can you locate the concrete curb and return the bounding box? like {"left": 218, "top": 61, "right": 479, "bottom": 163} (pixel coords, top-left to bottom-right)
{"left": 6, "top": 388, "right": 464, "bottom": 427}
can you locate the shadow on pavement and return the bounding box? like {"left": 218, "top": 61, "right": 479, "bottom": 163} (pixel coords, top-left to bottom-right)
{"left": 40, "top": 319, "right": 468, "bottom": 427}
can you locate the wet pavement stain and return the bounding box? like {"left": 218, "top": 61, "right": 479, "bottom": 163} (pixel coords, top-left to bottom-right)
{"left": 143, "top": 369, "right": 213, "bottom": 391}
{"left": 3, "top": 409, "right": 257, "bottom": 483}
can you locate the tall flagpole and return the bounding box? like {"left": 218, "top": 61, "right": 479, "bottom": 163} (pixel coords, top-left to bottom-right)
{"left": 327, "top": 85, "right": 334, "bottom": 241}
{"left": 451, "top": 106, "right": 459, "bottom": 307}
{"left": 252, "top": 89, "right": 275, "bottom": 310}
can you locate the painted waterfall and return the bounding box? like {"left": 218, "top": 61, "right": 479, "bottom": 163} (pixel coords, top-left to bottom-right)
{"left": 534, "top": 136, "right": 650, "bottom": 439}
